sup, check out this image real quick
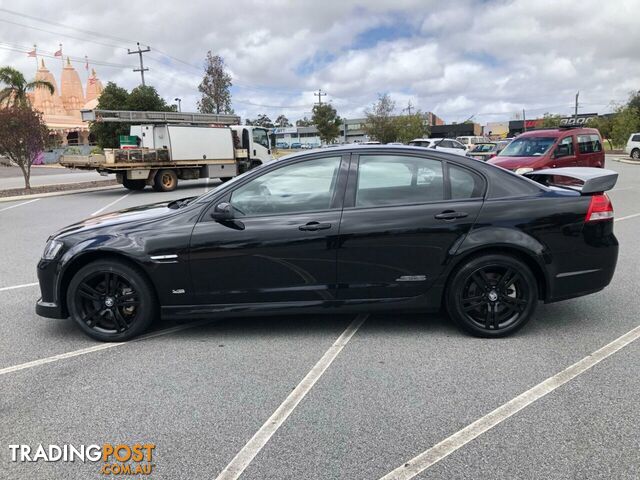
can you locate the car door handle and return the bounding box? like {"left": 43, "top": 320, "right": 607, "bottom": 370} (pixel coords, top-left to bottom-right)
{"left": 299, "top": 222, "right": 332, "bottom": 231}
{"left": 434, "top": 211, "right": 468, "bottom": 220}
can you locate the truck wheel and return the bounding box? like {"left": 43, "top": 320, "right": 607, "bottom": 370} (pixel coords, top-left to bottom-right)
{"left": 122, "top": 178, "right": 146, "bottom": 190}
{"left": 153, "top": 169, "right": 178, "bottom": 192}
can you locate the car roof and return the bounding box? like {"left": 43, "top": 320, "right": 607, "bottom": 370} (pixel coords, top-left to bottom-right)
{"left": 517, "top": 127, "right": 600, "bottom": 139}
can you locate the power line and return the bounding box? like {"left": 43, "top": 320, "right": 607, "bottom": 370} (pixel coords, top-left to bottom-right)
{"left": 314, "top": 88, "right": 327, "bottom": 106}
{"left": 0, "top": 43, "right": 136, "bottom": 69}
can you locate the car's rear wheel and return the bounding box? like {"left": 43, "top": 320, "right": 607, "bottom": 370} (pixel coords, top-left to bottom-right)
{"left": 446, "top": 254, "right": 538, "bottom": 337}
{"left": 67, "top": 260, "right": 156, "bottom": 341}
{"left": 153, "top": 169, "right": 178, "bottom": 192}
{"left": 631, "top": 149, "right": 640, "bottom": 160}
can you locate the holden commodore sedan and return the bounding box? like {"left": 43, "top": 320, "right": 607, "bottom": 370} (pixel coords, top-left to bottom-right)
{"left": 36, "top": 146, "right": 619, "bottom": 341}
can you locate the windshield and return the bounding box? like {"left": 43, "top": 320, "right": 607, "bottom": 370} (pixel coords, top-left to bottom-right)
{"left": 499, "top": 137, "right": 555, "bottom": 157}
{"left": 471, "top": 144, "right": 496, "bottom": 152}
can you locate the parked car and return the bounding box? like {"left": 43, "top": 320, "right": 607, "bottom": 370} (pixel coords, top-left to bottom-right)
{"left": 276, "top": 142, "right": 289, "bottom": 149}
{"left": 625, "top": 132, "right": 640, "bottom": 159}
{"left": 290, "top": 142, "right": 302, "bottom": 149}
{"left": 37, "top": 145, "right": 618, "bottom": 341}
{"left": 408, "top": 138, "right": 467, "bottom": 155}
{"left": 467, "top": 142, "right": 500, "bottom": 161}
{"left": 489, "top": 127, "right": 604, "bottom": 174}
{"left": 456, "top": 136, "right": 488, "bottom": 151}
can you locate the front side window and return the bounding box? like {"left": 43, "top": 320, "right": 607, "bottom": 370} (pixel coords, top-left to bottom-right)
{"left": 499, "top": 136, "right": 555, "bottom": 157}
{"left": 252, "top": 128, "right": 270, "bottom": 149}
{"left": 556, "top": 136, "right": 574, "bottom": 157}
{"left": 230, "top": 156, "right": 341, "bottom": 216}
{"left": 356, "top": 155, "right": 444, "bottom": 207}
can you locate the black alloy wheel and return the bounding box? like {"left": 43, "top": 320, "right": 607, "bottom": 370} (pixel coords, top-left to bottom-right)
{"left": 446, "top": 254, "right": 538, "bottom": 337}
{"left": 67, "top": 260, "right": 155, "bottom": 341}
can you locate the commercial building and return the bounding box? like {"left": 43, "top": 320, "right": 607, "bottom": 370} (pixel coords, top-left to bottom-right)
{"left": 273, "top": 112, "right": 444, "bottom": 146}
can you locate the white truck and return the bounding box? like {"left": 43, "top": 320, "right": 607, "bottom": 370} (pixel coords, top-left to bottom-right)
{"left": 60, "top": 109, "right": 273, "bottom": 192}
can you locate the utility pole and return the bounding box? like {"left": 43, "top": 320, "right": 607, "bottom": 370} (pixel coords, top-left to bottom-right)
{"left": 522, "top": 109, "right": 527, "bottom": 132}
{"left": 128, "top": 42, "right": 150, "bottom": 86}
{"left": 314, "top": 89, "right": 326, "bottom": 106}
{"left": 403, "top": 101, "right": 414, "bottom": 115}
{"left": 574, "top": 91, "right": 579, "bottom": 120}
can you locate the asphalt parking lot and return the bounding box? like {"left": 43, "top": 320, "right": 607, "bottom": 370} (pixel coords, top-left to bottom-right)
{"left": 1, "top": 157, "right": 639, "bottom": 479}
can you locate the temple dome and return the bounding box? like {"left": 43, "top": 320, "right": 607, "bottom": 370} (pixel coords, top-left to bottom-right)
{"left": 32, "top": 59, "right": 66, "bottom": 116}
{"left": 60, "top": 57, "right": 85, "bottom": 117}
{"left": 85, "top": 68, "right": 103, "bottom": 103}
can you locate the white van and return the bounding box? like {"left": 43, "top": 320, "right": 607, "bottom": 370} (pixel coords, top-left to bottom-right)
{"left": 625, "top": 133, "right": 640, "bottom": 159}
{"left": 456, "top": 136, "right": 488, "bottom": 151}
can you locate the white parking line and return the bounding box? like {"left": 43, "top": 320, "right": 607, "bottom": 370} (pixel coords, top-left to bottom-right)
{"left": 616, "top": 212, "right": 640, "bottom": 222}
{"left": 0, "top": 282, "right": 39, "bottom": 292}
{"left": 215, "top": 313, "right": 368, "bottom": 480}
{"left": 0, "top": 198, "right": 40, "bottom": 213}
{"left": 90, "top": 192, "right": 131, "bottom": 216}
{"left": 379, "top": 323, "right": 640, "bottom": 480}
{"left": 0, "top": 319, "right": 214, "bottom": 377}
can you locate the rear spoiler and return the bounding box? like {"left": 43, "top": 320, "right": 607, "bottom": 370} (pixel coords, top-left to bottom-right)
{"left": 524, "top": 167, "right": 618, "bottom": 194}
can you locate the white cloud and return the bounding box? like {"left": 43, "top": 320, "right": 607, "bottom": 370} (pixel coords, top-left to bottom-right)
{"left": 0, "top": 0, "right": 638, "bottom": 124}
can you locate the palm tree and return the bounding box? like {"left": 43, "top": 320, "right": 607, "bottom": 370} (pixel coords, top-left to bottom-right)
{"left": 0, "top": 66, "right": 54, "bottom": 108}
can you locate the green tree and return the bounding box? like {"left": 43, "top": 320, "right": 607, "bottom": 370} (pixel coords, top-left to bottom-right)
{"left": 0, "top": 66, "right": 54, "bottom": 108}
{"left": 0, "top": 105, "right": 51, "bottom": 189}
{"left": 312, "top": 103, "right": 341, "bottom": 144}
{"left": 89, "top": 82, "right": 172, "bottom": 148}
{"left": 394, "top": 113, "right": 427, "bottom": 144}
{"left": 198, "top": 51, "right": 233, "bottom": 114}
{"left": 611, "top": 104, "right": 640, "bottom": 148}
{"left": 295, "top": 116, "right": 313, "bottom": 127}
{"left": 364, "top": 93, "right": 397, "bottom": 143}
{"left": 588, "top": 114, "right": 615, "bottom": 149}
{"left": 539, "top": 112, "right": 562, "bottom": 128}
{"left": 275, "top": 114, "right": 292, "bottom": 127}
{"left": 246, "top": 114, "right": 274, "bottom": 128}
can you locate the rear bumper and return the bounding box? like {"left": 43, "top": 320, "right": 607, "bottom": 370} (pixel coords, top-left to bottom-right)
{"left": 546, "top": 227, "right": 618, "bottom": 303}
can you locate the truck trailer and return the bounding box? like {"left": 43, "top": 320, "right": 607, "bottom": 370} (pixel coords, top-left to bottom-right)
{"left": 60, "top": 109, "right": 273, "bottom": 192}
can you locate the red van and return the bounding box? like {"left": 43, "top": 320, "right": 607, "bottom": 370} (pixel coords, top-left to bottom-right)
{"left": 488, "top": 127, "right": 604, "bottom": 174}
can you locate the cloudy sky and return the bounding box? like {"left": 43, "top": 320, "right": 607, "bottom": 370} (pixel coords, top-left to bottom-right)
{"left": 1, "top": 0, "right": 639, "bottom": 124}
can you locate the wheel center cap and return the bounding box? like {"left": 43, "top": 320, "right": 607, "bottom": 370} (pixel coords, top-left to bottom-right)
{"left": 104, "top": 297, "right": 115, "bottom": 308}
{"left": 488, "top": 291, "right": 498, "bottom": 302}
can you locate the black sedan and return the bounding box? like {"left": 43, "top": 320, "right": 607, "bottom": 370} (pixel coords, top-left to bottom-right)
{"left": 36, "top": 146, "right": 619, "bottom": 341}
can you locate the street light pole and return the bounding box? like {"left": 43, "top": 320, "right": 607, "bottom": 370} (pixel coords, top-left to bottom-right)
{"left": 174, "top": 98, "right": 182, "bottom": 112}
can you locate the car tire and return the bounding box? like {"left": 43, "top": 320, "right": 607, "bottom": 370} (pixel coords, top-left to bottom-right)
{"left": 632, "top": 149, "right": 640, "bottom": 160}
{"left": 153, "top": 169, "right": 178, "bottom": 192}
{"left": 445, "top": 254, "right": 538, "bottom": 338}
{"left": 67, "top": 259, "right": 156, "bottom": 342}
{"left": 122, "top": 178, "right": 146, "bottom": 190}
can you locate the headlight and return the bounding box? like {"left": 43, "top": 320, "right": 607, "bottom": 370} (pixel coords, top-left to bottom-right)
{"left": 42, "top": 239, "right": 63, "bottom": 260}
{"left": 515, "top": 167, "right": 534, "bottom": 175}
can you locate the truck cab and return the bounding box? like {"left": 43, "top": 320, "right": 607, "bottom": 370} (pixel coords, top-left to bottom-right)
{"left": 231, "top": 126, "right": 273, "bottom": 167}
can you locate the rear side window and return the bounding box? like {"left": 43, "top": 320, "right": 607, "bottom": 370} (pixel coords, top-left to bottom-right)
{"left": 449, "top": 164, "right": 484, "bottom": 199}
{"left": 578, "top": 134, "right": 602, "bottom": 153}
{"left": 356, "top": 155, "right": 444, "bottom": 207}
{"left": 632, "top": 134, "right": 640, "bottom": 142}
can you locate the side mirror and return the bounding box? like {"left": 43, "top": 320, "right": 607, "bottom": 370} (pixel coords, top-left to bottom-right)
{"left": 210, "top": 202, "right": 234, "bottom": 221}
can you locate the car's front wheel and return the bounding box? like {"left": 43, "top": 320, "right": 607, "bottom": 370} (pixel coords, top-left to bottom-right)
{"left": 631, "top": 149, "right": 640, "bottom": 160}
{"left": 446, "top": 254, "right": 538, "bottom": 337}
{"left": 67, "top": 259, "right": 156, "bottom": 341}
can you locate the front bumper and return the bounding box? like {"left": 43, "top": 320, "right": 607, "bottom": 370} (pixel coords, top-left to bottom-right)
{"left": 35, "top": 257, "right": 67, "bottom": 319}
{"left": 36, "top": 298, "right": 66, "bottom": 319}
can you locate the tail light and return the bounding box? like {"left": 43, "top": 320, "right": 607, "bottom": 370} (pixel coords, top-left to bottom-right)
{"left": 585, "top": 194, "right": 614, "bottom": 222}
